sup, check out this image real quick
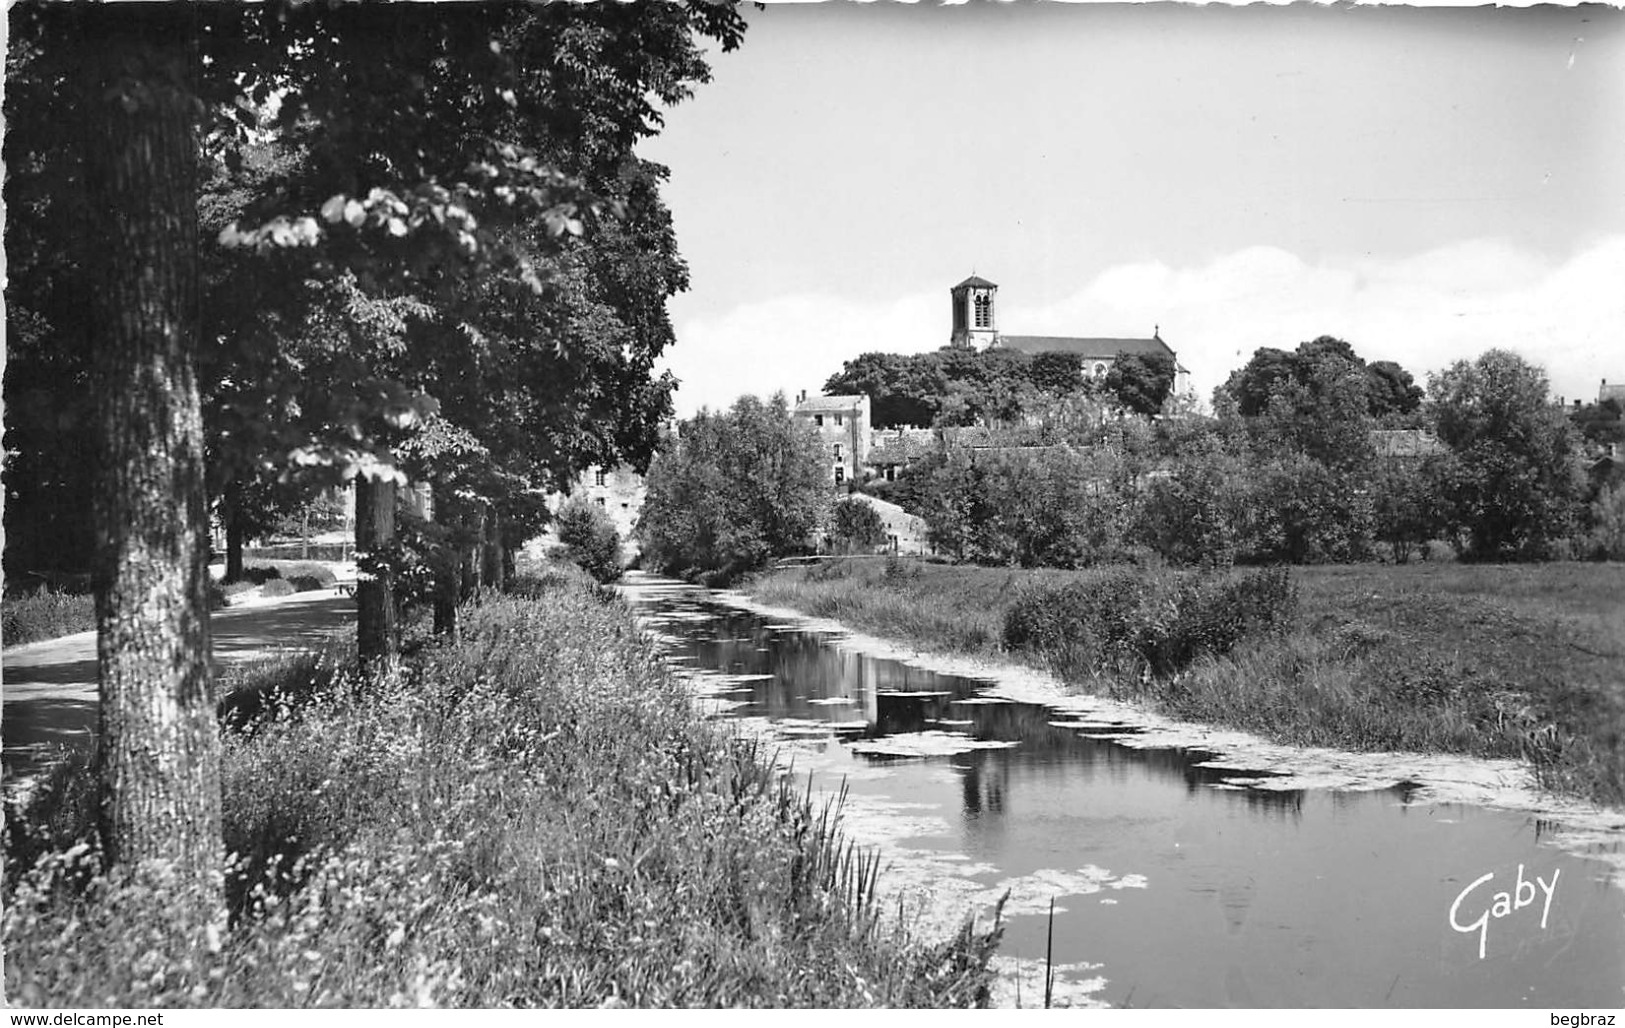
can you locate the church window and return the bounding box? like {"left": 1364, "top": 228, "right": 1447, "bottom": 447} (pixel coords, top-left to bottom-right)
{"left": 833, "top": 443, "right": 843, "bottom": 459}
{"left": 974, "top": 293, "right": 991, "bottom": 328}
{"left": 834, "top": 413, "right": 843, "bottom": 426}
{"left": 834, "top": 465, "right": 845, "bottom": 483}
{"left": 594, "top": 469, "right": 606, "bottom": 486}
{"left": 814, "top": 414, "right": 824, "bottom": 427}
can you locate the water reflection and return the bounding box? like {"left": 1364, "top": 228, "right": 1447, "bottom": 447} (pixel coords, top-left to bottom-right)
{"left": 626, "top": 581, "right": 1625, "bottom": 1008}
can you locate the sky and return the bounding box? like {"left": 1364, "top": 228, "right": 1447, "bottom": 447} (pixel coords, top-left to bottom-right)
{"left": 636, "top": 1, "right": 1625, "bottom": 417}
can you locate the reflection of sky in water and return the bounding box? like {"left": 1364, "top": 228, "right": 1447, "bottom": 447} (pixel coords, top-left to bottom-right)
{"left": 630, "top": 585, "right": 1625, "bottom": 1008}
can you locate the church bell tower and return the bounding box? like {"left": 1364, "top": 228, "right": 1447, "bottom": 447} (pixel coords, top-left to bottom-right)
{"left": 949, "top": 275, "right": 998, "bottom": 350}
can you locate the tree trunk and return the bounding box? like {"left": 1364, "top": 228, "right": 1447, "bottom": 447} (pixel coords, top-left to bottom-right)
{"left": 355, "top": 476, "right": 399, "bottom": 666}
{"left": 481, "top": 506, "right": 504, "bottom": 592}
{"left": 82, "top": 9, "right": 220, "bottom": 904}
{"left": 432, "top": 584, "right": 457, "bottom": 640}
{"left": 223, "top": 483, "right": 246, "bottom": 583}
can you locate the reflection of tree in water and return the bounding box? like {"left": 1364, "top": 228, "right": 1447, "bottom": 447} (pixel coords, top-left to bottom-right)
{"left": 957, "top": 750, "right": 1009, "bottom": 821}
{"left": 658, "top": 599, "right": 1314, "bottom": 820}
{"left": 1240, "top": 786, "right": 1304, "bottom": 819}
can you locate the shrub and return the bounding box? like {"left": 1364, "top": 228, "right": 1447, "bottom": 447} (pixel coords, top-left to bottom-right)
{"left": 554, "top": 496, "right": 624, "bottom": 584}
{"left": 259, "top": 579, "right": 295, "bottom": 598}
{"left": 1139, "top": 566, "right": 1295, "bottom": 676}
{"left": 1583, "top": 485, "right": 1625, "bottom": 561}
{"left": 2, "top": 590, "right": 96, "bottom": 647}
{"left": 1129, "top": 448, "right": 1245, "bottom": 567}
{"left": 284, "top": 575, "right": 328, "bottom": 593}
{"left": 807, "top": 557, "right": 858, "bottom": 583}
{"left": 1003, "top": 568, "right": 1146, "bottom": 668}
{"left": 507, "top": 561, "right": 604, "bottom": 597}
{"left": 1235, "top": 455, "right": 1374, "bottom": 564}
{"left": 1003, "top": 566, "right": 1294, "bottom": 679}
{"left": 250, "top": 562, "right": 336, "bottom": 588}
{"left": 216, "top": 648, "right": 351, "bottom": 736}
{"left": 830, "top": 497, "right": 887, "bottom": 554}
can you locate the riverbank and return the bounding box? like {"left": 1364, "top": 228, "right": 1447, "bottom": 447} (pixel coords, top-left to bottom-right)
{"left": 4, "top": 569, "right": 1001, "bottom": 1007}
{"left": 732, "top": 559, "right": 1625, "bottom": 884}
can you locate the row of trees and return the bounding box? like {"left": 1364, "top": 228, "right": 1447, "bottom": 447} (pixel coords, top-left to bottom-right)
{"left": 632, "top": 340, "right": 1612, "bottom": 581}
{"left": 822, "top": 347, "right": 1181, "bottom": 427}
{"left": 887, "top": 346, "right": 1605, "bottom": 567}
{"left": 4, "top": 2, "right": 745, "bottom": 907}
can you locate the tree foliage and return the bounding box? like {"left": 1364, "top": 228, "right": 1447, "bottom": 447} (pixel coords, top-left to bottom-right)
{"left": 823, "top": 347, "right": 1102, "bottom": 429}
{"left": 1104, "top": 354, "right": 1177, "bottom": 416}
{"left": 909, "top": 445, "right": 1133, "bottom": 568}
{"left": 1217, "top": 335, "right": 1422, "bottom": 422}
{"left": 3, "top": 0, "right": 747, "bottom": 892}
{"left": 1426, "top": 350, "right": 1585, "bottom": 560}
{"left": 829, "top": 497, "right": 887, "bottom": 554}
{"left": 637, "top": 395, "right": 830, "bottom": 583}
{"left": 1571, "top": 398, "right": 1625, "bottom": 450}
{"left": 555, "top": 496, "right": 624, "bottom": 584}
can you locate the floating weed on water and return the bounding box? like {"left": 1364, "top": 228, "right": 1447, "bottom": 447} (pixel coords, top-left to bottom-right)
{"left": 988, "top": 956, "right": 1109, "bottom": 1009}
{"left": 849, "top": 731, "right": 1020, "bottom": 760}
{"left": 971, "top": 866, "right": 1150, "bottom": 917}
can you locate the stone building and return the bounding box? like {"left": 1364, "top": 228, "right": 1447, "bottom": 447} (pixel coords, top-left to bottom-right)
{"left": 1600, "top": 378, "right": 1625, "bottom": 408}
{"left": 793, "top": 392, "right": 871, "bottom": 487}
{"left": 550, "top": 464, "right": 646, "bottom": 539}
{"left": 947, "top": 274, "right": 1192, "bottom": 395}
{"left": 866, "top": 427, "right": 937, "bottom": 483}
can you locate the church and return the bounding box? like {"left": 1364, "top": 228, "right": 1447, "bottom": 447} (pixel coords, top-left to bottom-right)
{"left": 948, "top": 275, "right": 1191, "bottom": 395}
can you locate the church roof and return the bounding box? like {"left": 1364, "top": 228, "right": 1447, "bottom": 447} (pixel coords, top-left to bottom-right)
{"left": 953, "top": 275, "right": 997, "bottom": 290}
{"left": 998, "top": 335, "right": 1176, "bottom": 361}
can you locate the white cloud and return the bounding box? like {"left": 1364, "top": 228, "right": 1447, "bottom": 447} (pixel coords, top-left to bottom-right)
{"left": 663, "top": 236, "right": 1625, "bottom": 416}
{"left": 660, "top": 291, "right": 944, "bottom": 415}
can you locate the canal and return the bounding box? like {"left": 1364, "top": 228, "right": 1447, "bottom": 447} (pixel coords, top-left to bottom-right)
{"left": 620, "top": 573, "right": 1625, "bottom": 1008}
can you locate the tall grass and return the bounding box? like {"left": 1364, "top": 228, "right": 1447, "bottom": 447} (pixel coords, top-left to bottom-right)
{"left": 746, "top": 559, "right": 1625, "bottom": 807}
{"left": 2, "top": 589, "right": 96, "bottom": 647}
{"left": 4, "top": 580, "right": 1001, "bottom": 1007}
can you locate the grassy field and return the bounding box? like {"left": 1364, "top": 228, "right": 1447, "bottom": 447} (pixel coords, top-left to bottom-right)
{"left": 4, "top": 567, "right": 1000, "bottom": 1007}
{"left": 746, "top": 558, "right": 1625, "bottom": 807}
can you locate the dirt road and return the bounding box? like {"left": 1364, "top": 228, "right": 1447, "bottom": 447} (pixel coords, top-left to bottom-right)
{"left": 3, "top": 589, "right": 356, "bottom": 792}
